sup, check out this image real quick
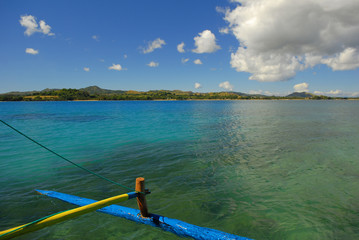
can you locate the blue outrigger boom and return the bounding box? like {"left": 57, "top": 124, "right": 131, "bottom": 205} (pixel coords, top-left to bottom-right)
{"left": 37, "top": 190, "right": 252, "bottom": 240}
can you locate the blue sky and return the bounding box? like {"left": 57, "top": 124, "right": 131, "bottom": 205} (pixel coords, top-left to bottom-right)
{"left": 1, "top": 0, "right": 358, "bottom": 96}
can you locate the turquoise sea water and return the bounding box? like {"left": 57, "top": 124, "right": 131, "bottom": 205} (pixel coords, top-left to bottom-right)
{"left": 1, "top": 100, "right": 359, "bottom": 239}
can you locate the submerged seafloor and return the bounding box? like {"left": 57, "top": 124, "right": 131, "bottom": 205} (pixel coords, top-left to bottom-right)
{"left": 1, "top": 100, "right": 359, "bottom": 239}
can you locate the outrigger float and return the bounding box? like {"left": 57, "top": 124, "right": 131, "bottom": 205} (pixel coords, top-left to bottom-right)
{"left": 0, "top": 120, "right": 252, "bottom": 239}
{"left": 0, "top": 178, "right": 252, "bottom": 240}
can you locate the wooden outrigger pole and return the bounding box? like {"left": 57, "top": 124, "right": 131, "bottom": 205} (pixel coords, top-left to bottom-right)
{"left": 0, "top": 178, "right": 251, "bottom": 240}
{"left": 34, "top": 189, "right": 251, "bottom": 240}
{"left": 0, "top": 191, "right": 138, "bottom": 240}
{"left": 0, "top": 177, "right": 151, "bottom": 240}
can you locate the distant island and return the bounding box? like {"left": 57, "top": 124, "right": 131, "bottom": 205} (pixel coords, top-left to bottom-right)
{"left": 0, "top": 86, "right": 356, "bottom": 101}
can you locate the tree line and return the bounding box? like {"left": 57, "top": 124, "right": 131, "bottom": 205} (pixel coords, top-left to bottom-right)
{"left": 0, "top": 88, "right": 352, "bottom": 101}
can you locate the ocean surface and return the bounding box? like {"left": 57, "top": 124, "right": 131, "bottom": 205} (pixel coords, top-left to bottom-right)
{"left": 1, "top": 100, "right": 359, "bottom": 239}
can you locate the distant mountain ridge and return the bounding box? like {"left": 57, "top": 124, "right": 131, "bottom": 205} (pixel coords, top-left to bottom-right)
{"left": 286, "top": 92, "right": 314, "bottom": 98}
{"left": 80, "top": 86, "right": 125, "bottom": 95}
{"left": 1, "top": 86, "right": 253, "bottom": 96}
{"left": 0, "top": 86, "right": 350, "bottom": 101}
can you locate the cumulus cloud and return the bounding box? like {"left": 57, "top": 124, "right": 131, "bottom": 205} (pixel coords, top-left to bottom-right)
{"left": 177, "top": 42, "right": 185, "bottom": 53}
{"left": 314, "top": 90, "right": 343, "bottom": 96}
{"left": 195, "top": 83, "right": 202, "bottom": 89}
{"left": 328, "top": 90, "right": 343, "bottom": 95}
{"left": 194, "top": 59, "right": 202, "bottom": 65}
{"left": 83, "top": 67, "right": 90, "bottom": 72}
{"left": 108, "top": 64, "right": 123, "bottom": 71}
{"left": 219, "top": 81, "right": 233, "bottom": 91}
{"left": 321, "top": 48, "right": 359, "bottom": 70}
{"left": 312, "top": 90, "right": 359, "bottom": 97}
{"left": 219, "top": 27, "right": 229, "bottom": 34}
{"left": 224, "top": 0, "right": 359, "bottom": 81}
{"left": 249, "top": 90, "right": 277, "bottom": 96}
{"left": 92, "top": 35, "right": 99, "bottom": 41}
{"left": 142, "top": 38, "right": 166, "bottom": 54}
{"left": 192, "top": 30, "right": 221, "bottom": 53}
{"left": 39, "top": 20, "right": 53, "bottom": 35}
{"left": 293, "top": 83, "right": 309, "bottom": 92}
{"left": 147, "top": 61, "right": 159, "bottom": 67}
{"left": 20, "top": 15, "right": 38, "bottom": 36}
{"left": 19, "top": 15, "right": 54, "bottom": 36}
{"left": 25, "top": 48, "right": 38, "bottom": 55}
{"left": 181, "top": 58, "right": 189, "bottom": 64}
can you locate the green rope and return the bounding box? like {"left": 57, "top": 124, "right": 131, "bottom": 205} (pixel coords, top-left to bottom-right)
{"left": 0, "top": 210, "right": 67, "bottom": 238}
{"left": 0, "top": 119, "right": 139, "bottom": 193}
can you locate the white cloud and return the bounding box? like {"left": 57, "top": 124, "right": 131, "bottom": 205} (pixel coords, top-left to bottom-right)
{"left": 19, "top": 15, "right": 54, "bottom": 36}
{"left": 181, "top": 58, "right": 189, "bottom": 64}
{"left": 142, "top": 38, "right": 166, "bottom": 54}
{"left": 219, "top": 81, "right": 233, "bottom": 91}
{"left": 25, "top": 48, "right": 38, "bottom": 55}
{"left": 249, "top": 90, "right": 263, "bottom": 95}
{"left": 83, "top": 67, "right": 90, "bottom": 72}
{"left": 124, "top": 54, "right": 127, "bottom": 59}
{"left": 219, "top": 27, "right": 229, "bottom": 34}
{"left": 147, "top": 61, "right": 159, "bottom": 67}
{"left": 248, "top": 90, "right": 278, "bottom": 96}
{"left": 321, "top": 48, "right": 359, "bottom": 70}
{"left": 92, "top": 35, "right": 99, "bottom": 41}
{"left": 194, "top": 59, "right": 202, "bottom": 65}
{"left": 195, "top": 83, "right": 202, "bottom": 89}
{"left": 192, "top": 30, "right": 221, "bottom": 53}
{"left": 108, "top": 64, "right": 123, "bottom": 71}
{"left": 224, "top": 0, "right": 359, "bottom": 81}
{"left": 328, "top": 90, "right": 343, "bottom": 95}
{"left": 230, "top": 48, "right": 301, "bottom": 82}
{"left": 313, "top": 91, "right": 322, "bottom": 95}
{"left": 20, "top": 15, "right": 38, "bottom": 36}
{"left": 177, "top": 42, "right": 185, "bottom": 53}
{"left": 215, "top": 6, "right": 227, "bottom": 14}
{"left": 39, "top": 20, "right": 53, "bottom": 35}
{"left": 293, "top": 82, "right": 309, "bottom": 92}
{"left": 249, "top": 90, "right": 284, "bottom": 96}
{"left": 312, "top": 90, "right": 359, "bottom": 97}
{"left": 314, "top": 90, "right": 343, "bottom": 96}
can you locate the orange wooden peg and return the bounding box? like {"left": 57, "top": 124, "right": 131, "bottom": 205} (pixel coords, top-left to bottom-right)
{"left": 135, "top": 177, "right": 149, "bottom": 217}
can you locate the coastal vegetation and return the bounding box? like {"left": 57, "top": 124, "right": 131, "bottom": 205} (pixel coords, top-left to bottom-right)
{"left": 0, "top": 86, "right": 355, "bottom": 101}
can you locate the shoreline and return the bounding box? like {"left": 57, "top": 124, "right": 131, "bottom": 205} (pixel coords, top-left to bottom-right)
{"left": 1, "top": 98, "right": 358, "bottom": 102}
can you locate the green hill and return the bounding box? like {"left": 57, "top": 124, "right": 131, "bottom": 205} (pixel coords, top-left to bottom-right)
{"left": 286, "top": 92, "right": 314, "bottom": 98}
{"left": 81, "top": 86, "right": 125, "bottom": 95}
